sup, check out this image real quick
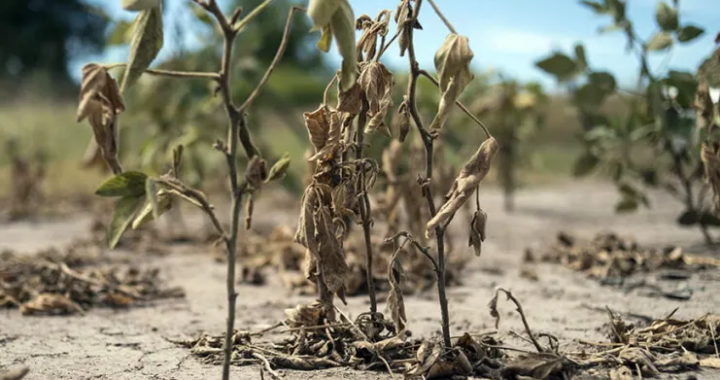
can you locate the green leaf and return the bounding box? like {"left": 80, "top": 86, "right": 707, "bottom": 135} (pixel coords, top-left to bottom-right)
{"left": 573, "top": 152, "right": 600, "bottom": 177}
{"left": 580, "top": 1, "right": 606, "bottom": 13}
{"left": 655, "top": 1, "right": 678, "bottom": 31}
{"left": 108, "top": 195, "right": 146, "bottom": 249}
{"left": 534, "top": 53, "right": 578, "bottom": 80}
{"left": 616, "top": 197, "right": 639, "bottom": 213}
{"left": 589, "top": 71, "right": 617, "bottom": 93}
{"left": 645, "top": 32, "right": 674, "bottom": 51}
{"left": 122, "top": 0, "right": 160, "bottom": 11}
{"left": 265, "top": 153, "right": 291, "bottom": 183}
{"left": 677, "top": 210, "right": 698, "bottom": 225}
{"left": 677, "top": 25, "right": 704, "bottom": 42}
{"left": 575, "top": 83, "right": 610, "bottom": 109}
{"left": 700, "top": 212, "right": 720, "bottom": 227}
{"left": 607, "top": 0, "right": 626, "bottom": 22}
{"left": 191, "top": 4, "right": 213, "bottom": 26}
{"left": 95, "top": 171, "right": 148, "bottom": 197}
{"left": 120, "top": 7, "right": 164, "bottom": 93}
{"left": 585, "top": 126, "right": 616, "bottom": 141}
{"left": 308, "top": 0, "right": 357, "bottom": 91}
{"left": 574, "top": 43, "right": 588, "bottom": 72}
{"left": 131, "top": 190, "right": 172, "bottom": 229}
{"left": 107, "top": 20, "right": 134, "bottom": 46}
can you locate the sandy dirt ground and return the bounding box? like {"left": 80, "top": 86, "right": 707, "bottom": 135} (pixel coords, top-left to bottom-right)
{"left": 1, "top": 180, "right": 719, "bottom": 380}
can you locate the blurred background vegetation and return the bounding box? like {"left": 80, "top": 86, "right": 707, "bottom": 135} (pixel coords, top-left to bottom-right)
{"left": 1, "top": 0, "right": 716, "bottom": 221}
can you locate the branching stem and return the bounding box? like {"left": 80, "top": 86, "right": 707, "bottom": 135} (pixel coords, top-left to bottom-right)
{"left": 404, "top": 0, "right": 451, "bottom": 349}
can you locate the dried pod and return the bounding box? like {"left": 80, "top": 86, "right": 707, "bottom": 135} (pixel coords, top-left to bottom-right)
{"left": 244, "top": 156, "right": 268, "bottom": 190}
{"left": 425, "top": 137, "right": 499, "bottom": 238}
{"left": 429, "top": 34, "right": 475, "bottom": 130}
{"left": 358, "top": 62, "right": 394, "bottom": 136}
{"left": 468, "top": 209, "right": 487, "bottom": 257}
{"left": 387, "top": 245, "right": 407, "bottom": 333}
{"left": 396, "top": 99, "right": 411, "bottom": 142}
{"left": 76, "top": 63, "right": 125, "bottom": 172}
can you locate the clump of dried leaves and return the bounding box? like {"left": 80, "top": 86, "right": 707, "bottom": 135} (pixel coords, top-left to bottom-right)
{"left": 0, "top": 237, "right": 183, "bottom": 316}
{"left": 541, "top": 230, "right": 720, "bottom": 280}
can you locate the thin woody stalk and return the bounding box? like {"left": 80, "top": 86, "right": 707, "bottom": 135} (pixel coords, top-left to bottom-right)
{"left": 356, "top": 98, "right": 378, "bottom": 316}
{"left": 404, "top": 0, "right": 452, "bottom": 348}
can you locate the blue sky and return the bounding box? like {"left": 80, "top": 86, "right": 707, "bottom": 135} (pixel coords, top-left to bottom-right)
{"left": 79, "top": 0, "right": 718, "bottom": 90}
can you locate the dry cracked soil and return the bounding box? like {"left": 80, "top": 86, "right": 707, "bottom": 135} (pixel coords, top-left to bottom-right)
{"left": 1, "top": 180, "right": 720, "bottom": 380}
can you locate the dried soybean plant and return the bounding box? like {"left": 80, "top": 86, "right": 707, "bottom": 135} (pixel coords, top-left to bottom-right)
{"left": 292, "top": 0, "right": 498, "bottom": 351}
{"left": 75, "top": 1, "right": 303, "bottom": 379}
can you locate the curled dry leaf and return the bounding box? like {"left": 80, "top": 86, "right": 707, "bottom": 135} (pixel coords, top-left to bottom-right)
{"left": 358, "top": 62, "right": 394, "bottom": 136}
{"left": 337, "top": 82, "right": 363, "bottom": 114}
{"left": 468, "top": 209, "right": 487, "bottom": 257}
{"left": 308, "top": 0, "right": 357, "bottom": 91}
{"left": 245, "top": 156, "right": 268, "bottom": 190}
{"left": 304, "top": 106, "right": 343, "bottom": 162}
{"left": 407, "top": 340, "right": 442, "bottom": 377}
{"left": 76, "top": 63, "right": 125, "bottom": 171}
{"left": 425, "top": 137, "right": 499, "bottom": 238}
{"left": 429, "top": 34, "right": 475, "bottom": 130}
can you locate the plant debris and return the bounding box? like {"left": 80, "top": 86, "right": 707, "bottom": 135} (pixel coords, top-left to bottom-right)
{"left": 0, "top": 237, "right": 184, "bottom": 315}
{"left": 540, "top": 230, "right": 720, "bottom": 284}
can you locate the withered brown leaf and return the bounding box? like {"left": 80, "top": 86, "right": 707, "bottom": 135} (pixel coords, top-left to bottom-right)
{"left": 244, "top": 156, "right": 268, "bottom": 190}
{"left": 407, "top": 340, "right": 442, "bottom": 377}
{"left": 468, "top": 209, "right": 487, "bottom": 257}
{"left": 76, "top": 63, "right": 125, "bottom": 171}
{"left": 425, "top": 137, "right": 499, "bottom": 238}
{"left": 337, "top": 82, "right": 362, "bottom": 114}
{"left": 304, "top": 106, "right": 343, "bottom": 162}
{"left": 429, "top": 34, "right": 474, "bottom": 130}
{"left": 20, "top": 293, "right": 85, "bottom": 316}
{"left": 358, "top": 62, "right": 394, "bottom": 136}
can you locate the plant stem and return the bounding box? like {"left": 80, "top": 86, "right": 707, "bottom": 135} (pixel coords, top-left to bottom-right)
{"left": 356, "top": 98, "right": 378, "bottom": 317}
{"left": 404, "top": 0, "right": 451, "bottom": 349}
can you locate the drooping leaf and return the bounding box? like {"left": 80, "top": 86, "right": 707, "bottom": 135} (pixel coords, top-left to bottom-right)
{"left": 307, "top": 0, "right": 357, "bottom": 91}
{"left": 469, "top": 209, "right": 487, "bottom": 257}
{"left": 534, "top": 53, "right": 577, "bottom": 80}
{"left": 145, "top": 177, "right": 159, "bottom": 218}
{"left": 645, "top": 32, "right": 674, "bottom": 51}
{"left": 655, "top": 1, "right": 678, "bottom": 31}
{"left": 425, "top": 137, "right": 499, "bottom": 237}
{"left": 359, "top": 62, "right": 394, "bottom": 136}
{"left": 387, "top": 248, "right": 407, "bottom": 333}
{"left": 677, "top": 25, "right": 704, "bottom": 42}
{"left": 266, "top": 153, "right": 292, "bottom": 182}
{"left": 429, "top": 33, "right": 475, "bottom": 130}
{"left": 131, "top": 189, "right": 173, "bottom": 229}
{"left": 121, "top": 7, "right": 164, "bottom": 92}
{"left": 615, "top": 196, "right": 639, "bottom": 213}
{"left": 95, "top": 171, "right": 148, "bottom": 197}
{"left": 108, "top": 195, "right": 146, "bottom": 249}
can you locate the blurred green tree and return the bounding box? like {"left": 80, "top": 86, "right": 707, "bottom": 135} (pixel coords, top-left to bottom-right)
{"left": 0, "top": 0, "right": 109, "bottom": 85}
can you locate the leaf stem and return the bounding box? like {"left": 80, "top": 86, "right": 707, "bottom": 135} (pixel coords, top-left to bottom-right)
{"left": 427, "top": 0, "right": 457, "bottom": 34}
{"left": 239, "top": 7, "right": 306, "bottom": 113}
{"left": 103, "top": 63, "right": 220, "bottom": 80}
{"left": 418, "top": 69, "right": 492, "bottom": 139}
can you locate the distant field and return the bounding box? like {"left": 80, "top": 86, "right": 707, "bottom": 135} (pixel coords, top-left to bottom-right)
{"left": 0, "top": 93, "right": 617, "bottom": 199}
